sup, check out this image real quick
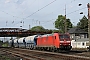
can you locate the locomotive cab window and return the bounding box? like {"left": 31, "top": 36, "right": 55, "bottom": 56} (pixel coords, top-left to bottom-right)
{"left": 60, "top": 35, "right": 69, "bottom": 39}
{"left": 59, "top": 34, "right": 70, "bottom": 41}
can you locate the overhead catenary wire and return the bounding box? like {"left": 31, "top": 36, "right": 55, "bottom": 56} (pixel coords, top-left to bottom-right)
{"left": 17, "top": 0, "right": 37, "bottom": 17}
{"left": 14, "top": 0, "right": 86, "bottom": 27}
{"left": 0, "top": 0, "right": 37, "bottom": 26}
{"left": 23, "top": 0, "right": 78, "bottom": 24}
{"left": 67, "top": 7, "right": 87, "bottom": 15}
{"left": 0, "top": 0, "right": 78, "bottom": 21}
{"left": 37, "top": 7, "right": 87, "bottom": 24}
{"left": 0, "top": 0, "right": 87, "bottom": 28}
{"left": 38, "top": 7, "right": 87, "bottom": 26}
{"left": 23, "top": 0, "right": 57, "bottom": 19}
{"left": 0, "top": 10, "right": 25, "bottom": 19}
{"left": 15, "top": 0, "right": 77, "bottom": 26}
{"left": 1, "top": 0, "right": 77, "bottom": 19}
{"left": 13, "top": 0, "right": 57, "bottom": 26}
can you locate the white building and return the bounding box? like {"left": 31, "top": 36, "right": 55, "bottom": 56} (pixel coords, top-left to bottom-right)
{"left": 68, "top": 27, "right": 89, "bottom": 49}
{"left": 71, "top": 38, "right": 89, "bottom": 48}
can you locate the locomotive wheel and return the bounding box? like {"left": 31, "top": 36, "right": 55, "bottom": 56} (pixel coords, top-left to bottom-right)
{"left": 49, "top": 47, "right": 52, "bottom": 52}
{"left": 51, "top": 47, "right": 55, "bottom": 52}
{"left": 49, "top": 47, "right": 55, "bottom": 52}
{"left": 40, "top": 47, "right": 43, "bottom": 51}
{"left": 56, "top": 49, "right": 61, "bottom": 52}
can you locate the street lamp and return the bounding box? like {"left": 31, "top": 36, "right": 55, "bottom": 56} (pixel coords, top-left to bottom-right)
{"left": 78, "top": 3, "right": 83, "bottom": 14}
{"left": 78, "top": 3, "right": 82, "bottom": 6}
{"left": 80, "top": 12, "right": 83, "bottom": 14}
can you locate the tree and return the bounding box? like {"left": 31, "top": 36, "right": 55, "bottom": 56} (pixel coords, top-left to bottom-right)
{"left": 30, "top": 26, "right": 45, "bottom": 32}
{"left": 30, "top": 26, "right": 52, "bottom": 33}
{"left": 77, "top": 15, "right": 88, "bottom": 32}
{"left": 55, "top": 15, "right": 73, "bottom": 33}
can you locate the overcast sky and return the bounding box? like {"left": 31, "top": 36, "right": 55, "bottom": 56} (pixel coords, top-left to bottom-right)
{"left": 0, "top": 0, "right": 89, "bottom": 29}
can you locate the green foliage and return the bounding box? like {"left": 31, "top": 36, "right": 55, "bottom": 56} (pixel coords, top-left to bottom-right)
{"left": 2, "top": 41, "right": 8, "bottom": 47}
{"left": 0, "top": 40, "right": 3, "bottom": 43}
{"left": 0, "top": 41, "right": 3, "bottom": 47}
{"left": 77, "top": 15, "right": 88, "bottom": 32}
{"left": 0, "top": 55, "right": 10, "bottom": 60}
{"left": 55, "top": 15, "right": 73, "bottom": 33}
{"left": 30, "top": 26, "right": 45, "bottom": 32}
{"left": 2, "top": 44, "right": 8, "bottom": 47}
{"left": 30, "top": 26, "right": 52, "bottom": 33}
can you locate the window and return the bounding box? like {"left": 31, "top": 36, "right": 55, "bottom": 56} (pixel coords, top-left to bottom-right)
{"left": 82, "top": 42, "right": 84, "bottom": 46}
{"left": 86, "top": 42, "right": 89, "bottom": 46}
{"left": 60, "top": 34, "right": 69, "bottom": 39}
{"left": 59, "top": 34, "right": 70, "bottom": 41}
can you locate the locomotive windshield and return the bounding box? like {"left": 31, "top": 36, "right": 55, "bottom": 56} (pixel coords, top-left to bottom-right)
{"left": 60, "top": 34, "right": 69, "bottom": 39}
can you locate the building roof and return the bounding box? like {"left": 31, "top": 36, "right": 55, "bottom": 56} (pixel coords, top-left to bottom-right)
{"left": 0, "top": 28, "right": 27, "bottom": 32}
{"left": 68, "top": 27, "right": 87, "bottom": 34}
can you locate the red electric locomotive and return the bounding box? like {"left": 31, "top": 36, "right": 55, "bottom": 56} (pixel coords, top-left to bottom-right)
{"left": 36, "top": 33, "right": 72, "bottom": 51}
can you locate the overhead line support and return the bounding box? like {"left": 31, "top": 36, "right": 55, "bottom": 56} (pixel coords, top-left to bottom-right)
{"left": 87, "top": 3, "right": 90, "bottom": 51}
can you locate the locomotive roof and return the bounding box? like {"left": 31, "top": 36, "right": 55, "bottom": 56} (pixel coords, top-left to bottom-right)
{"left": 40, "top": 34, "right": 53, "bottom": 37}
{"left": 39, "top": 33, "right": 69, "bottom": 37}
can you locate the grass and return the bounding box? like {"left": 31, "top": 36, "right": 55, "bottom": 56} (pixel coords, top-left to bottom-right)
{"left": 0, "top": 55, "right": 10, "bottom": 60}
{"left": 2, "top": 44, "right": 8, "bottom": 47}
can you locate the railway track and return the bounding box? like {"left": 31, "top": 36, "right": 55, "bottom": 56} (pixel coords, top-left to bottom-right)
{"left": 70, "top": 51, "right": 90, "bottom": 57}
{"left": 0, "top": 47, "right": 90, "bottom": 60}
{"left": 0, "top": 48, "right": 45, "bottom": 60}
{"left": 60, "top": 50, "right": 90, "bottom": 57}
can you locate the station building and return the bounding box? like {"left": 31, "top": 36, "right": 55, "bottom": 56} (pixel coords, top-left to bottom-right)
{"left": 68, "top": 27, "right": 89, "bottom": 49}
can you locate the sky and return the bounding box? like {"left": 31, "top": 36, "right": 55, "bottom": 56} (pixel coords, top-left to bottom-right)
{"left": 0, "top": 0, "right": 90, "bottom": 30}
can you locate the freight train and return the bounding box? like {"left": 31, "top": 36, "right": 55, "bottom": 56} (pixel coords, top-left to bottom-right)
{"left": 9, "top": 33, "right": 72, "bottom": 51}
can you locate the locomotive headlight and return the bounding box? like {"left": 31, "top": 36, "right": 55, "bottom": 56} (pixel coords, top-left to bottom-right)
{"left": 68, "top": 44, "right": 70, "bottom": 45}
{"left": 60, "top": 44, "right": 62, "bottom": 45}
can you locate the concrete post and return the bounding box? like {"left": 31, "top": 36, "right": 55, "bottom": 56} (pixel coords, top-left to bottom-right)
{"left": 65, "top": 4, "right": 67, "bottom": 33}
{"left": 87, "top": 3, "right": 90, "bottom": 51}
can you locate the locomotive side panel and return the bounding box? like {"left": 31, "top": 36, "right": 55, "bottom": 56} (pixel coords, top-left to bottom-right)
{"left": 53, "top": 33, "right": 60, "bottom": 48}
{"left": 37, "top": 35, "right": 54, "bottom": 47}
{"left": 37, "top": 36, "right": 40, "bottom": 46}
{"left": 47, "top": 36, "right": 54, "bottom": 47}
{"left": 37, "top": 36, "right": 47, "bottom": 47}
